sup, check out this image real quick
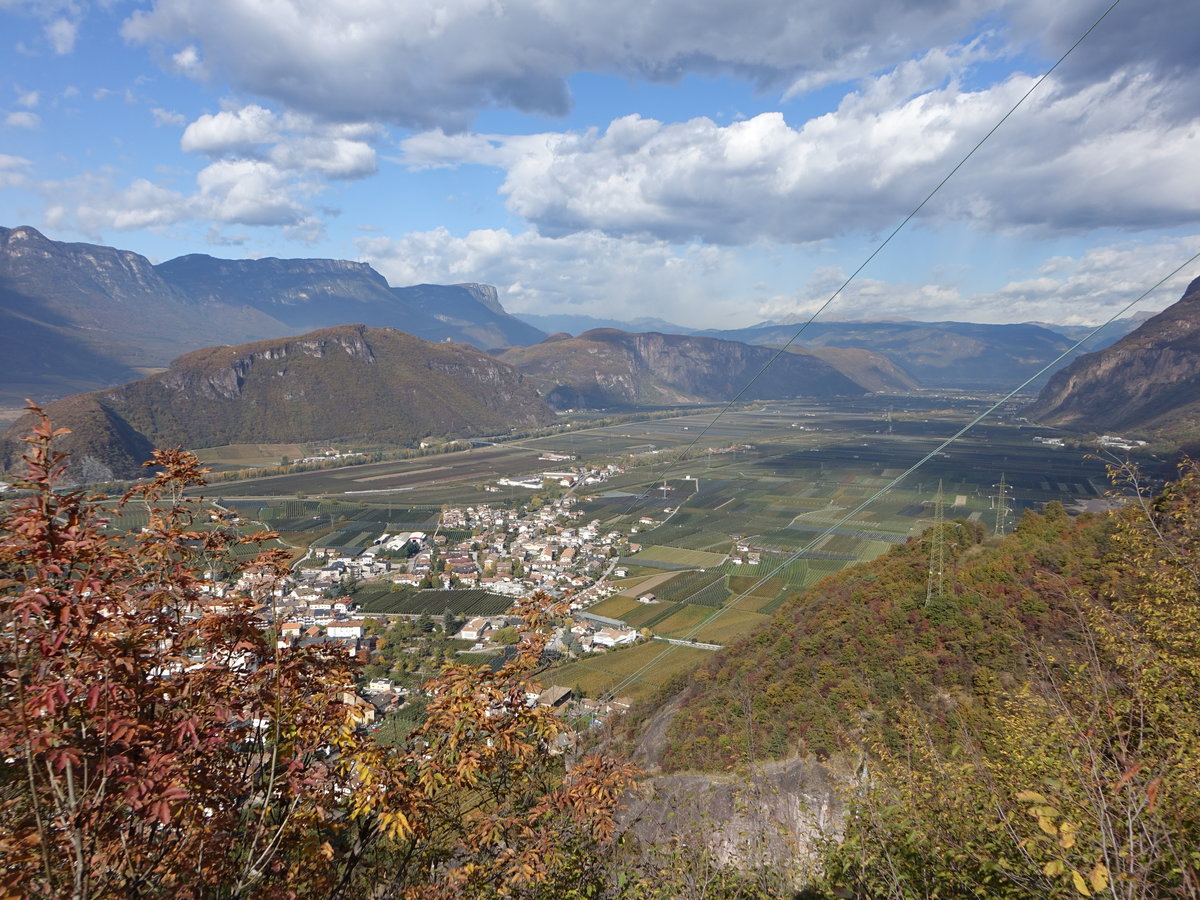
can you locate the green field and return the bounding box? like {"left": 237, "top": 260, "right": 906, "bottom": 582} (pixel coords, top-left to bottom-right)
{"left": 628, "top": 545, "right": 727, "bottom": 568}
{"left": 187, "top": 395, "right": 1122, "bottom": 707}
{"left": 651, "top": 569, "right": 728, "bottom": 606}
{"left": 356, "top": 588, "right": 513, "bottom": 618}
{"left": 620, "top": 601, "right": 683, "bottom": 630}
{"left": 547, "top": 641, "right": 715, "bottom": 703}
{"left": 652, "top": 604, "right": 720, "bottom": 636}
{"left": 585, "top": 596, "right": 641, "bottom": 620}
{"left": 193, "top": 442, "right": 315, "bottom": 470}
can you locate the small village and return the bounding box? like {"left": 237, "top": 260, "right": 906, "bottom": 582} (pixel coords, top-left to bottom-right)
{"left": 201, "top": 458, "right": 652, "bottom": 735}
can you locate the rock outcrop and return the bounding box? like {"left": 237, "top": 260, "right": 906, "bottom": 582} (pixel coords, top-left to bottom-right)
{"left": 2, "top": 325, "right": 554, "bottom": 480}
{"left": 499, "top": 329, "right": 866, "bottom": 408}
{"left": 1025, "top": 276, "right": 1200, "bottom": 436}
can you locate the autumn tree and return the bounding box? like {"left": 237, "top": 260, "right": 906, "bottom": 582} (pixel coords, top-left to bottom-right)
{"left": 822, "top": 461, "right": 1200, "bottom": 899}
{"left": 0, "top": 408, "right": 635, "bottom": 899}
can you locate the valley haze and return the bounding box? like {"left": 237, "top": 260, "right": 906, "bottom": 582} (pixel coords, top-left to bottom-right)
{"left": 3, "top": 1, "right": 1200, "bottom": 896}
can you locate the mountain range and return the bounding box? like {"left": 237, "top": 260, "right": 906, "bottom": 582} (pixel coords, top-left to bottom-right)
{"left": 515, "top": 312, "right": 698, "bottom": 336}
{"left": 1, "top": 325, "right": 555, "bottom": 481}
{"left": 694, "top": 319, "right": 1145, "bottom": 390}
{"left": 1025, "top": 276, "right": 1200, "bottom": 438}
{"left": 0, "top": 225, "right": 1167, "bottom": 414}
{"left": 0, "top": 225, "right": 545, "bottom": 405}
{"left": 496, "top": 329, "right": 871, "bottom": 408}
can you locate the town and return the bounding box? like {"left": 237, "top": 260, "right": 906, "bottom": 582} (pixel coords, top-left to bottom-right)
{"left": 201, "top": 458, "right": 652, "bottom": 735}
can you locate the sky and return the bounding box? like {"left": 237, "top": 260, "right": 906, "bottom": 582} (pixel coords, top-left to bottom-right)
{"left": 1, "top": 0, "right": 1199, "bottom": 330}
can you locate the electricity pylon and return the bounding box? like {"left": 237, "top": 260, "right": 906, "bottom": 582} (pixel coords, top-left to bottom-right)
{"left": 925, "top": 480, "right": 947, "bottom": 607}
{"left": 993, "top": 473, "right": 1011, "bottom": 537}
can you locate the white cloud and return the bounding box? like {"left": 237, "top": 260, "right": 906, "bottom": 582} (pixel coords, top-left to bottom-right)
{"left": 400, "top": 67, "right": 1200, "bottom": 245}
{"left": 171, "top": 44, "right": 205, "bottom": 77}
{"left": 120, "top": 0, "right": 1200, "bottom": 130}
{"left": 757, "top": 237, "right": 1200, "bottom": 325}
{"left": 16, "top": 89, "right": 39, "bottom": 108}
{"left": 39, "top": 157, "right": 319, "bottom": 237}
{"left": 30, "top": 98, "right": 380, "bottom": 239}
{"left": 268, "top": 137, "right": 376, "bottom": 179}
{"left": 4, "top": 111, "right": 41, "bottom": 129}
{"left": 193, "top": 159, "right": 308, "bottom": 226}
{"left": 97, "top": 179, "right": 190, "bottom": 230}
{"left": 181, "top": 104, "right": 279, "bottom": 154}
{"left": 151, "top": 107, "right": 186, "bottom": 127}
{"left": 357, "top": 227, "right": 746, "bottom": 327}
{"left": 180, "top": 104, "right": 379, "bottom": 179}
{"left": 0, "top": 154, "right": 32, "bottom": 188}
{"left": 44, "top": 16, "right": 76, "bottom": 53}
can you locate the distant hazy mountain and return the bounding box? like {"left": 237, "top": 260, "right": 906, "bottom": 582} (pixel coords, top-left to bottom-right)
{"left": 515, "top": 312, "right": 697, "bottom": 336}
{"left": 1029, "top": 312, "right": 1158, "bottom": 354}
{"left": 796, "top": 346, "right": 920, "bottom": 392}
{"left": 157, "top": 254, "right": 546, "bottom": 350}
{"left": 698, "top": 320, "right": 1085, "bottom": 389}
{"left": 2, "top": 325, "right": 554, "bottom": 481}
{"left": 497, "top": 328, "right": 866, "bottom": 409}
{"left": 0, "top": 226, "right": 545, "bottom": 405}
{"left": 391, "top": 283, "right": 547, "bottom": 349}
{"left": 1026, "top": 277, "right": 1200, "bottom": 437}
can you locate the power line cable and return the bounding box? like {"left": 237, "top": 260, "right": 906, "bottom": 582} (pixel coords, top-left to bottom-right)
{"left": 620, "top": 0, "right": 1124, "bottom": 516}
{"left": 596, "top": 248, "right": 1200, "bottom": 703}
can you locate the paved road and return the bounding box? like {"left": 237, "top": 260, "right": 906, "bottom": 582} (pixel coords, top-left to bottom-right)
{"left": 652, "top": 635, "right": 723, "bottom": 651}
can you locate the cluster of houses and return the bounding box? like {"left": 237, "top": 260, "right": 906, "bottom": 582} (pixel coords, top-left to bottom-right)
{"left": 495, "top": 461, "right": 624, "bottom": 492}
{"left": 217, "top": 486, "right": 649, "bottom": 710}
{"left": 242, "top": 484, "right": 647, "bottom": 652}
{"left": 1097, "top": 434, "right": 1148, "bottom": 451}
{"left": 1032, "top": 433, "right": 1148, "bottom": 451}
{"left": 181, "top": 454, "right": 673, "bottom": 732}
{"left": 428, "top": 499, "right": 631, "bottom": 594}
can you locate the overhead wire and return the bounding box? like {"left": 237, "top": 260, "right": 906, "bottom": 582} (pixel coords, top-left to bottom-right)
{"left": 594, "top": 249, "right": 1200, "bottom": 705}
{"left": 620, "top": 0, "right": 1123, "bottom": 516}
{"left": 585, "top": 0, "right": 1200, "bottom": 704}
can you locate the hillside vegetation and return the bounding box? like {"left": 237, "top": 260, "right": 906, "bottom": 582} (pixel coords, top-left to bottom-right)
{"left": 619, "top": 461, "right": 1200, "bottom": 898}
{"left": 1, "top": 325, "right": 554, "bottom": 480}
{"left": 649, "top": 503, "right": 1109, "bottom": 770}
{"left": 1028, "top": 275, "right": 1200, "bottom": 440}
{"left": 499, "top": 328, "right": 867, "bottom": 408}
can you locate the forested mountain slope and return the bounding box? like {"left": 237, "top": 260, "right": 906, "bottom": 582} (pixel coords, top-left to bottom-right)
{"left": 620, "top": 462, "right": 1200, "bottom": 898}
{"left": 1027, "top": 275, "right": 1200, "bottom": 439}
{"left": 1, "top": 325, "right": 554, "bottom": 481}
{"left": 633, "top": 503, "right": 1111, "bottom": 772}
{"left": 498, "top": 328, "right": 867, "bottom": 408}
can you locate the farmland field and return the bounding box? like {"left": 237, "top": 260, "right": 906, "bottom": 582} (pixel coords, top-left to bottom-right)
{"left": 192, "top": 443, "right": 315, "bottom": 471}
{"left": 355, "top": 588, "right": 513, "bottom": 617}
{"left": 190, "top": 393, "right": 1127, "bottom": 701}
{"left": 585, "top": 596, "right": 642, "bottom": 620}
{"left": 547, "top": 641, "right": 714, "bottom": 704}
{"left": 627, "top": 545, "right": 727, "bottom": 568}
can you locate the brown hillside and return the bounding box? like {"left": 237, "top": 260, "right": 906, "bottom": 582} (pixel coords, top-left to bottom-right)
{"left": 2, "top": 325, "right": 554, "bottom": 481}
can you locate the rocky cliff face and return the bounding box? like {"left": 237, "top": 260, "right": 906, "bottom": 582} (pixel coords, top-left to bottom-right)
{"left": 702, "top": 319, "right": 1082, "bottom": 390}
{"left": 0, "top": 226, "right": 282, "bottom": 401}
{"left": 155, "top": 255, "right": 545, "bottom": 349}
{"left": 1025, "top": 277, "right": 1200, "bottom": 436}
{"left": 2, "top": 325, "right": 554, "bottom": 480}
{"left": 499, "top": 328, "right": 866, "bottom": 408}
{"left": 0, "top": 226, "right": 544, "bottom": 405}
